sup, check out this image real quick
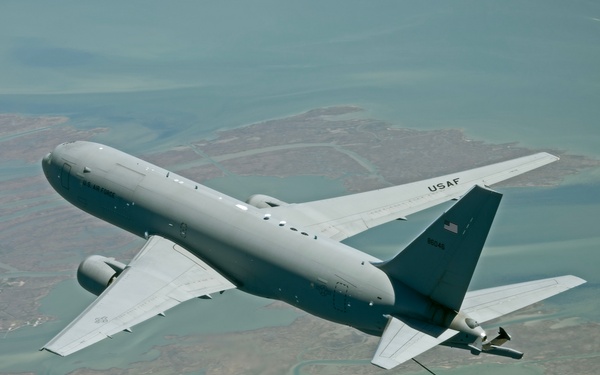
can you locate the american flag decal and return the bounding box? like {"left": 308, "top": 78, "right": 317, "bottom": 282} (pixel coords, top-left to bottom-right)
{"left": 444, "top": 220, "right": 458, "bottom": 233}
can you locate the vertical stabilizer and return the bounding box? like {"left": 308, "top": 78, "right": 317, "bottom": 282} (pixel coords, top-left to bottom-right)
{"left": 377, "top": 185, "right": 502, "bottom": 311}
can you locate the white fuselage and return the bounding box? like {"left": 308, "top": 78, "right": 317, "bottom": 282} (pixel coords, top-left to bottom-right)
{"left": 42, "top": 141, "right": 447, "bottom": 336}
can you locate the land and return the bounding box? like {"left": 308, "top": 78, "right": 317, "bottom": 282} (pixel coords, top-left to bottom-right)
{"left": 65, "top": 306, "right": 600, "bottom": 375}
{"left": 0, "top": 108, "right": 598, "bottom": 374}
{"left": 143, "top": 106, "right": 596, "bottom": 194}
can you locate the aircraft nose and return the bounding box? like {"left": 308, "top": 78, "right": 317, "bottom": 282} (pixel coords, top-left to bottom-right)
{"left": 42, "top": 152, "right": 52, "bottom": 165}
{"left": 41, "top": 143, "right": 66, "bottom": 182}
{"left": 42, "top": 152, "right": 53, "bottom": 179}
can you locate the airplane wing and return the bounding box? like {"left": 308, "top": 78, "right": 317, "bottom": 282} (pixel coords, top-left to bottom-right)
{"left": 42, "top": 235, "right": 236, "bottom": 356}
{"left": 271, "top": 152, "right": 558, "bottom": 241}
{"left": 461, "top": 275, "right": 586, "bottom": 324}
{"left": 371, "top": 315, "right": 458, "bottom": 370}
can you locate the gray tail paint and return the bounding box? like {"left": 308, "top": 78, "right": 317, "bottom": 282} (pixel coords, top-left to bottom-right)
{"left": 376, "top": 185, "right": 502, "bottom": 311}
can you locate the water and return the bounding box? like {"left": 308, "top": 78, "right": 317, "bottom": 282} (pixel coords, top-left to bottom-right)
{"left": 0, "top": 280, "right": 302, "bottom": 373}
{"left": 1, "top": 1, "right": 599, "bottom": 154}
{"left": 1, "top": 1, "right": 598, "bottom": 373}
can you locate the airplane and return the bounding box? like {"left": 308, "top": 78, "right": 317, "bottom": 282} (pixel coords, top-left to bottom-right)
{"left": 40, "top": 141, "right": 585, "bottom": 370}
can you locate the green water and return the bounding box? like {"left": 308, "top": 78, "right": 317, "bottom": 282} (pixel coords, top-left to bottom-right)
{"left": 1, "top": 1, "right": 599, "bottom": 155}
{"left": 1, "top": 1, "right": 599, "bottom": 373}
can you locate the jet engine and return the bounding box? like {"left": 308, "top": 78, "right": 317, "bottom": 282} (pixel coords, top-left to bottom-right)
{"left": 245, "top": 194, "right": 288, "bottom": 208}
{"left": 77, "top": 255, "right": 126, "bottom": 296}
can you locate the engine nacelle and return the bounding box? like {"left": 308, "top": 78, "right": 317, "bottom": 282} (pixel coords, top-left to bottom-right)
{"left": 245, "top": 194, "right": 288, "bottom": 209}
{"left": 77, "top": 255, "right": 126, "bottom": 296}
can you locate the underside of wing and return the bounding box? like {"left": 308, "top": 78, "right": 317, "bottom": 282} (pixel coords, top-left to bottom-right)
{"left": 461, "top": 275, "right": 586, "bottom": 324}
{"left": 372, "top": 316, "right": 458, "bottom": 370}
{"left": 42, "top": 235, "right": 236, "bottom": 356}
{"left": 271, "top": 152, "right": 558, "bottom": 241}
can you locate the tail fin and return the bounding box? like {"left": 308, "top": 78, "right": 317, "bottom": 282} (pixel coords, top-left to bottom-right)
{"left": 377, "top": 185, "right": 502, "bottom": 311}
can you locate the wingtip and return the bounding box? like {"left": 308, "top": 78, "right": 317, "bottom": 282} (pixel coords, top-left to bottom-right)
{"left": 539, "top": 151, "right": 560, "bottom": 163}
{"left": 558, "top": 275, "right": 586, "bottom": 288}
{"left": 40, "top": 346, "right": 65, "bottom": 357}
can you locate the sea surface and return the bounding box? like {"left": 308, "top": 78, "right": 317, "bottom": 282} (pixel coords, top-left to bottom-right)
{"left": 0, "top": 1, "right": 598, "bottom": 374}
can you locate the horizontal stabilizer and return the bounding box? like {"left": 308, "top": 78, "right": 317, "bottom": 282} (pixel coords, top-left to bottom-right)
{"left": 462, "top": 275, "right": 586, "bottom": 324}
{"left": 372, "top": 316, "right": 458, "bottom": 370}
